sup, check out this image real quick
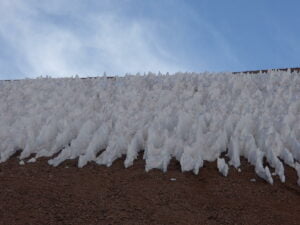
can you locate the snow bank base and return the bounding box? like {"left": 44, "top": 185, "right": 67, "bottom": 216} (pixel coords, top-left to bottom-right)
{"left": 1, "top": 71, "right": 300, "bottom": 185}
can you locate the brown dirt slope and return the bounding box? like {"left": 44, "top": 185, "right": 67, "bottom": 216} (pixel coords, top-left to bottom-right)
{"left": 0, "top": 154, "right": 300, "bottom": 225}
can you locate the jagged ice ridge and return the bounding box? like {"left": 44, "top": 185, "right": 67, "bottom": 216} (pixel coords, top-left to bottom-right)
{"left": 1, "top": 71, "right": 300, "bottom": 185}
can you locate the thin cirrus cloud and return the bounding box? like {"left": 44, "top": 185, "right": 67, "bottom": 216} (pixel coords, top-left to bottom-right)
{"left": 0, "top": 0, "right": 186, "bottom": 79}
{"left": 2, "top": 0, "right": 298, "bottom": 79}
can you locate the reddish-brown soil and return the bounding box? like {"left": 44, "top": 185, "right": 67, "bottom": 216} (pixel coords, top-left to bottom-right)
{"left": 0, "top": 155, "right": 299, "bottom": 225}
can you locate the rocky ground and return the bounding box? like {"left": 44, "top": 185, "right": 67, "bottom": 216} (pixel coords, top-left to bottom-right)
{"left": 0, "top": 154, "right": 299, "bottom": 225}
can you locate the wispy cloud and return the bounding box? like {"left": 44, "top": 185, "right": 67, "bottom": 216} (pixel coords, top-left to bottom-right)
{"left": 180, "top": 3, "right": 241, "bottom": 71}
{"left": 0, "top": 0, "right": 183, "bottom": 78}
{"left": 3, "top": 0, "right": 295, "bottom": 78}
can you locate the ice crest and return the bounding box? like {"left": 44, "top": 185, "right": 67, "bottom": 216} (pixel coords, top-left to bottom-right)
{"left": 0, "top": 71, "right": 300, "bottom": 185}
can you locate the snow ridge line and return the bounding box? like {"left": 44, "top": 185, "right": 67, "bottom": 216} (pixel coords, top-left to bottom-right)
{"left": 0, "top": 71, "right": 300, "bottom": 185}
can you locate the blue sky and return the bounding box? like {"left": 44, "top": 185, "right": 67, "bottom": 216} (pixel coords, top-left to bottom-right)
{"left": 0, "top": 0, "right": 299, "bottom": 79}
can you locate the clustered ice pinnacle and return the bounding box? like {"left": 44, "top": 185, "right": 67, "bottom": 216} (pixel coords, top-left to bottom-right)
{"left": 0, "top": 71, "right": 300, "bottom": 185}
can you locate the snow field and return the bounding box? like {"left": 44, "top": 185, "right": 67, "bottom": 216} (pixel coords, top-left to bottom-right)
{"left": 1, "top": 71, "right": 300, "bottom": 185}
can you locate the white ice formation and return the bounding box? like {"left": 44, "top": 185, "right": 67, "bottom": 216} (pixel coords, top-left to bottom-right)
{"left": 1, "top": 70, "right": 300, "bottom": 185}
{"left": 217, "top": 158, "right": 229, "bottom": 177}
